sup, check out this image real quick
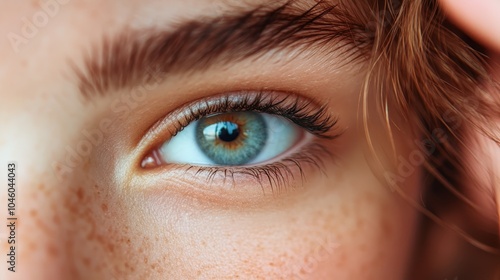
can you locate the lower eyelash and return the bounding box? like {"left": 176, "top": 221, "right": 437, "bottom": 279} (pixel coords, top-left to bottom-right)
{"left": 178, "top": 143, "right": 332, "bottom": 194}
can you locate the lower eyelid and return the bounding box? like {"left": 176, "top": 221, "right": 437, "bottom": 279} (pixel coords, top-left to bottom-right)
{"left": 132, "top": 141, "right": 333, "bottom": 199}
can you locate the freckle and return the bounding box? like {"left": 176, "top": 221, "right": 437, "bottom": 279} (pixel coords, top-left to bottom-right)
{"left": 76, "top": 187, "right": 84, "bottom": 201}
{"left": 106, "top": 243, "right": 115, "bottom": 253}
{"left": 156, "top": 265, "right": 164, "bottom": 273}
{"left": 101, "top": 203, "right": 108, "bottom": 212}
{"left": 96, "top": 235, "right": 105, "bottom": 244}
{"left": 125, "top": 262, "right": 136, "bottom": 272}
{"left": 83, "top": 257, "right": 91, "bottom": 267}
{"left": 29, "top": 209, "right": 38, "bottom": 217}
{"left": 28, "top": 241, "right": 38, "bottom": 250}
{"left": 47, "top": 244, "right": 59, "bottom": 257}
{"left": 338, "top": 251, "right": 348, "bottom": 266}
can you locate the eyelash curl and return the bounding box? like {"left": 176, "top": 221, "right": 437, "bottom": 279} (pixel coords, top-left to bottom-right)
{"left": 146, "top": 91, "right": 342, "bottom": 193}
{"left": 170, "top": 91, "right": 339, "bottom": 138}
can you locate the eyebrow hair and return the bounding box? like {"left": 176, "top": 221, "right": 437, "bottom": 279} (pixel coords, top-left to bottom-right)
{"left": 73, "top": 0, "right": 372, "bottom": 98}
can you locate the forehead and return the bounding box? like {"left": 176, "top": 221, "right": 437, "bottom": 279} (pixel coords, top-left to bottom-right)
{"left": 0, "top": 0, "right": 353, "bottom": 101}
{"left": 0, "top": 1, "right": 212, "bottom": 52}
{"left": 0, "top": 0, "right": 354, "bottom": 54}
{"left": 0, "top": 0, "right": 254, "bottom": 98}
{"left": 0, "top": 0, "right": 262, "bottom": 50}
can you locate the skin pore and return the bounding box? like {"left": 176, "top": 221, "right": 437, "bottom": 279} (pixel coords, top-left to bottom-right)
{"left": 0, "top": 0, "right": 497, "bottom": 279}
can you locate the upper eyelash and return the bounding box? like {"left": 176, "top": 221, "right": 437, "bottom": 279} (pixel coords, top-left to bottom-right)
{"left": 169, "top": 91, "right": 341, "bottom": 139}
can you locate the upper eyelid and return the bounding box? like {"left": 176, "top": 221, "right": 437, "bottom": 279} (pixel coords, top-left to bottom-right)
{"left": 145, "top": 91, "right": 337, "bottom": 141}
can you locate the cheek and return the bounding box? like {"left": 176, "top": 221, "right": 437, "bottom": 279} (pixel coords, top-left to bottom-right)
{"left": 125, "top": 155, "right": 420, "bottom": 279}
{"left": 16, "top": 173, "right": 137, "bottom": 279}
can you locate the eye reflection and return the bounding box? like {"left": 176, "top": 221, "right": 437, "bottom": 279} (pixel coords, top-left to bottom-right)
{"left": 196, "top": 112, "right": 267, "bottom": 165}
{"left": 202, "top": 121, "right": 240, "bottom": 142}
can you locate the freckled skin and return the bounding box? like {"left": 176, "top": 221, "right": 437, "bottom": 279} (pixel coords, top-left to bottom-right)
{"left": 0, "top": 1, "right": 423, "bottom": 279}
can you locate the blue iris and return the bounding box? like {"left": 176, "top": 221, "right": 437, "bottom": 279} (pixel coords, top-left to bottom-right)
{"left": 195, "top": 112, "right": 268, "bottom": 165}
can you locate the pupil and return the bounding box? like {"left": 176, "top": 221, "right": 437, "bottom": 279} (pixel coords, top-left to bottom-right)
{"left": 217, "top": 122, "right": 239, "bottom": 142}
{"left": 196, "top": 112, "right": 267, "bottom": 165}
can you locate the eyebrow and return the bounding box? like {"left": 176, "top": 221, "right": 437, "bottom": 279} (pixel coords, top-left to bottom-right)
{"left": 73, "top": 0, "right": 371, "bottom": 98}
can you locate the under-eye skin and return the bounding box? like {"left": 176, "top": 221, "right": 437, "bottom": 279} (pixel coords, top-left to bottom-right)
{"left": 139, "top": 91, "right": 341, "bottom": 189}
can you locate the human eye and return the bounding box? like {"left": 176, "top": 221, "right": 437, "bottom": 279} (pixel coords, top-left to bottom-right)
{"left": 160, "top": 111, "right": 304, "bottom": 166}
{"left": 136, "top": 92, "right": 340, "bottom": 192}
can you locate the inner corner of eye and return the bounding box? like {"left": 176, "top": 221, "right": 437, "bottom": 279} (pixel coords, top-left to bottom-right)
{"left": 141, "top": 111, "right": 307, "bottom": 169}
{"left": 140, "top": 149, "right": 165, "bottom": 169}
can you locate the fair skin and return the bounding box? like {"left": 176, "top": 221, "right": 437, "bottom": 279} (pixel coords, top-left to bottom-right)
{"left": 0, "top": 0, "right": 497, "bottom": 279}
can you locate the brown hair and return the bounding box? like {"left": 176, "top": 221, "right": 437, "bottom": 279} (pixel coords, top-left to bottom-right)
{"left": 349, "top": 0, "right": 500, "bottom": 277}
